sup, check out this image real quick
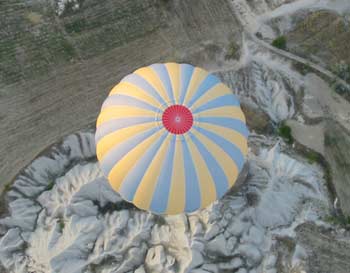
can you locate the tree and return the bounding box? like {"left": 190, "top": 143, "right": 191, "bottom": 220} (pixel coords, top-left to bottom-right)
{"left": 272, "top": 36, "right": 287, "bottom": 50}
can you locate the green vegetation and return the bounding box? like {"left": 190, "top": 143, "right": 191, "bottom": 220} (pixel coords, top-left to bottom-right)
{"left": 272, "top": 36, "right": 287, "bottom": 50}
{"left": 278, "top": 122, "right": 293, "bottom": 144}
{"left": 333, "top": 61, "right": 350, "bottom": 83}
{"left": 306, "top": 150, "right": 320, "bottom": 164}
{"left": 64, "top": 18, "right": 87, "bottom": 33}
{"left": 331, "top": 62, "right": 350, "bottom": 98}
{"left": 324, "top": 133, "right": 337, "bottom": 147}
{"left": 331, "top": 81, "right": 350, "bottom": 100}
{"left": 323, "top": 165, "right": 331, "bottom": 181}
{"left": 293, "top": 62, "right": 312, "bottom": 75}
{"left": 46, "top": 180, "right": 55, "bottom": 191}
{"left": 58, "top": 218, "right": 65, "bottom": 232}
{"left": 0, "top": 4, "right": 77, "bottom": 84}
{"left": 331, "top": 62, "right": 350, "bottom": 101}
{"left": 0, "top": 0, "right": 163, "bottom": 83}
{"left": 3, "top": 183, "right": 12, "bottom": 192}
{"left": 325, "top": 215, "right": 350, "bottom": 226}
{"left": 225, "top": 41, "right": 239, "bottom": 60}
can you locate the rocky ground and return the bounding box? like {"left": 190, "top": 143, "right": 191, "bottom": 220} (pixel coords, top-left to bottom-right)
{"left": 0, "top": 132, "right": 331, "bottom": 273}
{"left": 2, "top": 0, "right": 350, "bottom": 273}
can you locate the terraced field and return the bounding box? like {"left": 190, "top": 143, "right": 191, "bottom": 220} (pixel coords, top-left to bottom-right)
{"left": 286, "top": 10, "right": 350, "bottom": 69}
{"left": 0, "top": 0, "right": 241, "bottom": 189}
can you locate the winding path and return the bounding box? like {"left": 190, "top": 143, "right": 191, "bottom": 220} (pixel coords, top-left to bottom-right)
{"left": 231, "top": 0, "right": 350, "bottom": 90}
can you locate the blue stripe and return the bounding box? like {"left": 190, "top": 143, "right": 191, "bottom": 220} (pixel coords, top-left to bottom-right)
{"left": 187, "top": 74, "right": 220, "bottom": 108}
{"left": 181, "top": 135, "right": 201, "bottom": 212}
{"left": 179, "top": 64, "right": 194, "bottom": 104}
{"left": 194, "top": 126, "right": 245, "bottom": 171}
{"left": 121, "top": 74, "right": 167, "bottom": 106}
{"left": 189, "top": 132, "right": 229, "bottom": 199}
{"left": 119, "top": 132, "right": 169, "bottom": 201}
{"left": 95, "top": 117, "right": 155, "bottom": 143}
{"left": 150, "top": 64, "right": 175, "bottom": 104}
{"left": 192, "top": 94, "right": 240, "bottom": 114}
{"left": 102, "top": 94, "right": 159, "bottom": 113}
{"left": 197, "top": 117, "right": 249, "bottom": 138}
{"left": 100, "top": 127, "right": 160, "bottom": 176}
{"left": 150, "top": 135, "right": 176, "bottom": 213}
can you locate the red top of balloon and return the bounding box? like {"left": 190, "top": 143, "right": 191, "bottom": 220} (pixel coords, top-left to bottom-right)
{"left": 162, "top": 105, "right": 193, "bottom": 134}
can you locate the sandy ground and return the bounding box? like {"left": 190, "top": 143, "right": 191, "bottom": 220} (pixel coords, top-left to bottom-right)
{"left": 286, "top": 120, "right": 325, "bottom": 155}
{"left": 286, "top": 73, "right": 350, "bottom": 155}
{"left": 303, "top": 74, "right": 350, "bottom": 131}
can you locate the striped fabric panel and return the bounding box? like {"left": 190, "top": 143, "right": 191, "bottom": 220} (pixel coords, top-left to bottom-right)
{"left": 95, "top": 63, "right": 249, "bottom": 214}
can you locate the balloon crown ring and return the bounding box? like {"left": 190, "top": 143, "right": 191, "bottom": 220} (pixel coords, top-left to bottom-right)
{"left": 162, "top": 105, "right": 193, "bottom": 134}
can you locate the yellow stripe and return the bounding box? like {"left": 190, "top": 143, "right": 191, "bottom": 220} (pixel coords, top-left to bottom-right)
{"left": 183, "top": 67, "right": 209, "bottom": 106}
{"left": 192, "top": 128, "right": 239, "bottom": 187}
{"left": 109, "top": 82, "right": 162, "bottom": 109}
{"left": 186, "top": 138, "right": 217, "bottom": 208}
{"left": 194, "top": 106, "right": 246, "bottom": 122}
{"left": 166, "top": 137, "right": 185, "bottom": 214}
{"left": 165, "top": 63, "right": 180, "bottom": 104}
{"left": 108, "top": 129, "right": 166, "bottom": 192}
{"left": 96, "top": 123, "right": 157, "bottom": 160}
{"left": 198, "top": 123, "right": 248, "bottom": 157}
{"left": 190, "top": 83, "right": 232, "bottom": 111}
{"left": 134, "top": 66, "right": 170, "bottom": 104}
{"left": 96, "top": 106, "right": 155, "bottom": 127}
{"left": 133, "top": 134, "right": 172, "bottom": 210}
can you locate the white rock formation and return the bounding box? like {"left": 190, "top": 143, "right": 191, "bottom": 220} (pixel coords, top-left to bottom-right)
{"left": 216, "top": 51, "right": 299, "bottom": 123}
{"left": 55, "top": 0, "right": 80, "bottom": 16}
{"left": 0, "top": 131, "right": 329, "bottom": 273}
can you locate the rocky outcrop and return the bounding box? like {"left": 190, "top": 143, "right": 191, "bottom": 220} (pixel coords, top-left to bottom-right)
{"left": 0, "top": 132, "right": 328, "bottom": 273}
{"left": 241, "top": 102, "right": 273, "bottom": 134}
{"left": 216, "top": 59, "right": 299, "bottom": 124}
{"left": 324, "top": 120, "right": 350, "bottom": 217}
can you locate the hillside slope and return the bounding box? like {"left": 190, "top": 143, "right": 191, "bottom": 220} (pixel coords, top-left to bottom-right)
{"left": 0, "top": 0, "right": 241, "bottom": 188}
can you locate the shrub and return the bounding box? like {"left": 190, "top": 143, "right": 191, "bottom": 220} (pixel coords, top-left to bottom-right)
{"left": 58, "top": 218, "right": 65, "bottom": 232}
{"left": 272, "top": 36, "right": 287, "bottom": 50}
{"left": 225, "top": 41, "right": 239, "bottom": 60}
{"left": 306, "top": 150, "right": 319, "bottom": 164}
{"left": 64, "top": 18, "right": 87, "bottom": 34}
{"left": 4, "top": 183, "right": 12, "bottom": 192}
{"left": 333, "top": 61, "right": 350, "bottom": 83}
{"left": 278, "top": 122, "right": 293, "bottom": 144}
{"left": 324, "top": 215, "right": 350, "bottom": 226}
{"left": 324, "top": 134, "right": 337, "bottom": 146}
{"left": 332, "top": 81, "right": 350, "bottom": 97}
{"left": 293, "top": 62, "right": 312, "bottom": 75}
{"left": 46, "top": 180, "right": 55, "bottom": 191}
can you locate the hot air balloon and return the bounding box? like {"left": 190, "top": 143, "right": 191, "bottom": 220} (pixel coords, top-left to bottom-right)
{"left": 95, "top": 63, "right": 249, "bottom": 214}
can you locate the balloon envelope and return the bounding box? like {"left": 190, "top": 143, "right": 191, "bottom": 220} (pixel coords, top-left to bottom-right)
{"left": 95, "top": 63, "right": 249, "bottom": 214}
